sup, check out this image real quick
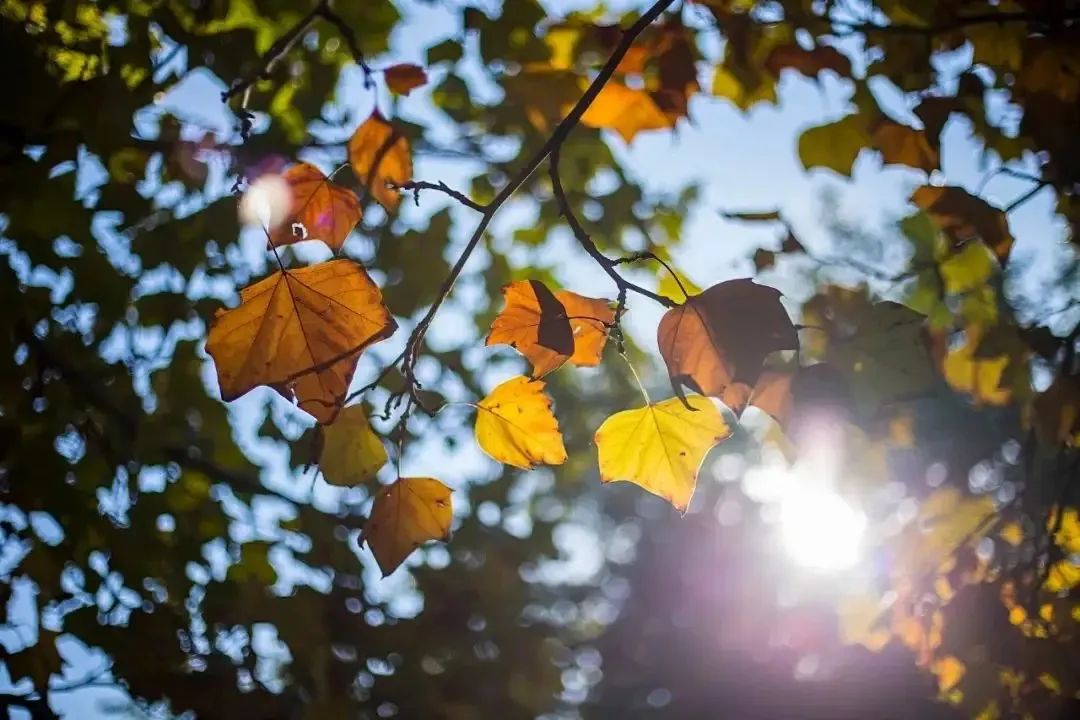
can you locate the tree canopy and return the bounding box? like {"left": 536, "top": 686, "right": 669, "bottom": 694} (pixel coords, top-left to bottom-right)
{"left": 2, "top": 0, "right": 1079, "bottom": 718}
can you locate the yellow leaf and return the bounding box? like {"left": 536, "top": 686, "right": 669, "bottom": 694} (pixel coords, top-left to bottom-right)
{"left": 999, "top": 521, "right": 1024, "bottom": 547}
{"left": 912, "top": 185, "right": 1014, "bottom": 265}
{"left": 580, "top": 81, "right": 673, "bottom": 143}
{"left": 837, "top": 593, "right": 891, "bottom": 651}
{"left": 319, "top": 404, "right": 388, "bottom": 486}
{"left": 941, "top": 325, "right": 1012, "bottom": 406}
{"left": 347, "top": 111, "right": 412, "bottom": 212}
{"left": 206, "top": 259, "right": 397, "bottom": 424}
{"left": 363, "top": 477, "right": 452, "bottom": 577}
{"left": 266, "top": 163, "right": 361, "bottom": 252}
{"left": 475, "top": 376, "right": 567, "bottom": 470}
{"left": 594, "top": 395, "right": 731, "bottom": 512}
{"left": 933, "top": 656, "right": 966, "bottom": 693}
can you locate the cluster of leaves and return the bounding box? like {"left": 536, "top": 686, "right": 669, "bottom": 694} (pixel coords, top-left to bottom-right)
{"left": 2, "top": 0, "right": 1080, "bottom": 718}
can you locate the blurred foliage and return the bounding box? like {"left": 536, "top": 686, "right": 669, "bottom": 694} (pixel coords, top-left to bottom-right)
{"left": 1, "top": 0, "right": 1079, "bottom": 719}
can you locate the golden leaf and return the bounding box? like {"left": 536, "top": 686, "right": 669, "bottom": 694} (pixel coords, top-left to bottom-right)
{"left": 319, "top": 404, "right": 388, "bottom": 486}
{"left": 363, "top": 477, "right": 452, "bottom": 577}
{"left": 475, "top": 376, "right": 567, "bottom": 470}
{"left": 912, "top": 185, "right": 1014, "bottom": 265}
{"left": 206, "top": 259, "right": 396, "bottom": 424}
{"left": 594, "top": 395, "right": 731, "bottom": 512}
{"left": 580, "top": 81, "right": 673, "bottom": 143}
{"left": 348, "top": 111, "right": 412, "bottom": 212}
{"left": 268, "top": 162, "right": 360, "bottom": 252}
{"left": 941, "top": 325, "right": 1012, "bottom": 406}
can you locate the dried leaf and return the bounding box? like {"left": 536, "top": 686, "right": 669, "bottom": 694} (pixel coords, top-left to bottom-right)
{"left": 872, "top": 120, "right": 938, "bottom": 172}
{"left": 348, "top": 111, "right": 412, "bottom": 212}
{"left": 269, "top": 162, "right": 360, "bottom": 252}
{"left": 206, "top": 259, "right": 396, "bottom": 424}
{"left": 580, "top": 82, "right": 674, "bottom": 143}
{"left": 475, "top": 376, "right": 567, "bottom": 470}
{"left": 594, "top": 395, "right": 731, "bottom": 512}
{"left": 384, "top": 63, "right": 428, "bottom": 95}
{"left": 363, "top": 477, "right": 452, "bottom": 576}
{"left": 657, "top": 279, "right": 798, "bottom": 410}
{"left": 319, "top": 404, "right": 388, "bottom": 486}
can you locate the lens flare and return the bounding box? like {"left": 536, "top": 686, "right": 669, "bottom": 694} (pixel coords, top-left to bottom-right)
{"left": 779, "top": 486, "right": 866, "bottom": 572}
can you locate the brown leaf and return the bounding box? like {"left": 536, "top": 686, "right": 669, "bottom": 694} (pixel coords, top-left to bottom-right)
{"left": 912, "top": 185, "right": 1014, "bottom": 264}
{"left": 268, "top": 162, "right": 361, "bottom": 252}
{"left": 657, "top": 279, "right": 798, "bottom": 409}
{"left": 363, "top": 477, "right": 452, "bottom": 576}
{"left": 486, "top": 280, "right": 612, "bottom": 376}
{"left": 872, "top": 120, "right": 939, "bottom": 172}
{"left": 384, "top": 63, "right": 428, "bottom": 95}
{"left": 753, "top": 248, "right": 776, "bottom": 272}
{"left": 765, "top": 44, "right": 851, "bottom": 78}
{"left": 206, "top": 259, "right": 396, "bottom": 424}
{"left": 348, "top": 111, "right": 412, "bottom": 212}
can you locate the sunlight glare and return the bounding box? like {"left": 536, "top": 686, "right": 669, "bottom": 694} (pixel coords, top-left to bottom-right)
{"left": 239, "top": 173, "right": 291, "bottom": 231}
{"left": 779, "top": 486, "right": 866, "bottom": 572}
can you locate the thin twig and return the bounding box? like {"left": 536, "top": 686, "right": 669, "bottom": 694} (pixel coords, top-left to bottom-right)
{"left": 392, "top": 180, "right": 487, "bottom": 212}
{"left": 1005, "top": 181, "right": 1050, "bottom": 213}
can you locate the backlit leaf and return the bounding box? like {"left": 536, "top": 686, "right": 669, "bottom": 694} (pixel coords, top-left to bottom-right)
{"left": 486, "top": 280, "right": 574, "bottom": 377}
{"left": 319, "top": 404, "right": 388, "bottom": 486}
{"left": 348, "top": 111, "right": 412, "bottom": 212}
{"left": 872, "top": 120, "right": 938, "bottom": 172}
{"left": 384, "top": 63, "right": 427, "bottom": 95}
{"left": 912, "top": 185, "right": 1014, "bottom": 265}
{"left": 798, "top": 114, "right": 871, "bottom": 176}
{"left": 475, "top": 376, "right": 567, "bottom": 470}
{"left": 268, "top": 162, "right": 360, "bottom": 252}
{"left": 940, "top": 325, "right": 1012, "bottom": 406}
{"left": 206, "top": 259, "right": 396, "bottom": 424}
{"left": 594, "top": 395, "right": 731, "bottom": 512}
{"left": 657, "top": 279, "right": 798, "bottom": 411}
{"left": 580, "top": 82, "right": 674, "bottom": 143}
{"left": 363, "top": 477, "right": 452, "bottom": 576}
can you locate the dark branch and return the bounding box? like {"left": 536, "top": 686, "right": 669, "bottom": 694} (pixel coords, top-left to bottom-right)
{"left": 393, "top": 180, "right": 486, "bottom": 212}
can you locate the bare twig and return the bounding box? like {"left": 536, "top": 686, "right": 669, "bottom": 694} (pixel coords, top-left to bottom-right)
{"left": 1005, "top": 181, "right": 1050, "bottom": 213}
{"left": 392, "top": 180, "right": 486, "bottom": 212}
{"left": 549, "top": 149, "right": 676, "bottom": 310}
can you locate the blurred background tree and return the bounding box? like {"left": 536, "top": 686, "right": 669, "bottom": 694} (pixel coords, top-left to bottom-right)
{"left": 1, "top": 0, "right": 1079, "bottom": 718}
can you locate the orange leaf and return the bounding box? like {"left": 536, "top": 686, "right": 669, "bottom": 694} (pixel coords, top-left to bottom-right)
{"left": 580, "top": 82, "right": 673, "bottom": 143}
{"left": 657, "top": 279, "right": 798, "bottom": 409}
{"left": 872, "top": 120, "right": 938, "bottom": 172}
{"left": 486, "top": 280, "right": 575, "bottom": 377}
{"left": 558, "top": 290, "right": 616, "bottom": 367}
{"left": 268, "top": 162, "right": 360, "bottom": 252}
{"left": 206, "top": 259, "right": 396, "bottom": 424}
{"left": 384, "top": 63, "right": 428, "bottom": 95}
{"left": 362, "top": 477, "right": 452, "bottom": 576}
{"left": 348, "top": 111, "right": 412, "bottom": 212}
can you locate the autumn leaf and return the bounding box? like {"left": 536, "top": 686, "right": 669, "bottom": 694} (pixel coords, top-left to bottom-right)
{"left": 384, "top": 63, "right": 428, "bottom": 95}
{"left": 657, "top": 278, "right": 798, "bottom": 411}
{"left": 580, "top": 81, "right": 673, "bottom": 143}
{"left": 765, "top": 44, "right": 851, "bottom": 78}
{"left": 912, "top": 185, "right": 1014, "bottom": 264}
{"left": 362, "top": 477, "right": 452, "bottom": 577}
{"left": 475, "top": 376, "right": 567, "bottom": 470}
{"left": 268, "top": 162, "right": 361, "bottom": 252}
{"left": 872, "top": 120, "right": 938, "bottom": 172}
{"left": 318, "top": 404, "right": 388, "bottom": 486}
{"left": 487, "top": 280, "right": 614, "bottom": 376}
{"left": 594, "top": 395, "right": 731, "bottom": 512}
{"left": 348, "top": 111, "right": 412, "bottom": 212}
{"left": 939, "top": 324, "right": 1013, "bottom": 406}
{"left": 206, "top": 259, "right": 396, "bottom": 424}
{"left": 798, "top": 114, "right": 871, "bottom": 176}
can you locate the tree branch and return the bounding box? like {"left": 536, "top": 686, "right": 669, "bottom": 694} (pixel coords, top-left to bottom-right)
{"left": 392, "top": 0, "right": 679, "bottom": 400}
{"left": 393, "top": 180, "right": 486, "bottom": 212}
{"left": 548, "top": 147, "right": 676, "bottom": 310}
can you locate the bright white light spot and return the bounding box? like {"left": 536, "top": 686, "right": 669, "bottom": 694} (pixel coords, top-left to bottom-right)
{"left": 779, "top": 486, "right": 866, "bottom": 572}
{"left": 239, "top": 174, "right": 291, "bottom": 231}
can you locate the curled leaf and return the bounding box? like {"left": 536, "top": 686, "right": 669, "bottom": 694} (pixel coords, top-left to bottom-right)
{"left": 269, "top": 162, "right": 360, "bottom": 252}
{"left": 205, "top": 259, "right": 396, "bottom": 424}
{"left": 319, "top": 404, "right": 388, "bottom": 486}
{"left": 594, "top": 395, "right": 731, "bottom": 512}
{"left": 487, "top": 280, "right": 573, "bottom": 377}
{"left": 363, "top": 477, "right": 452, "bottom": 577}
{"left": 348, "top": 111, "right": 412, "bottom": 212}
{"left": 475, "top": 376, "right": 567, "bottom": 470}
